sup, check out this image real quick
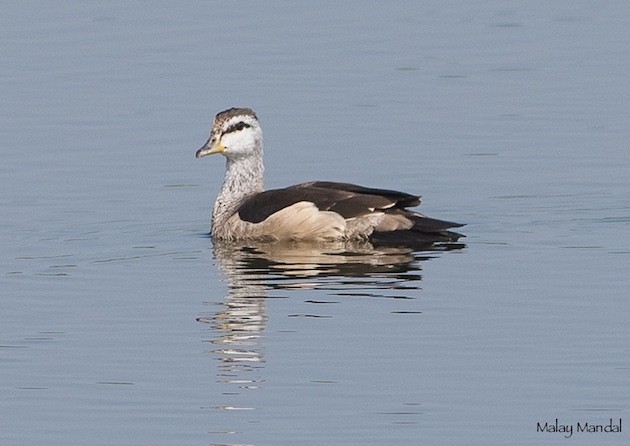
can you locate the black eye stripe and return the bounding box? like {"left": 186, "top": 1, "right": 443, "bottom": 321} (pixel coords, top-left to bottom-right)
{"left": 224, "top": 122, "right": 251, "bottom": 134}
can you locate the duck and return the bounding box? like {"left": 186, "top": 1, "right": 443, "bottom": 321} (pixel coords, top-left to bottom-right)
{"left": 195, "top": 107, "right": 464, "bottom": 245}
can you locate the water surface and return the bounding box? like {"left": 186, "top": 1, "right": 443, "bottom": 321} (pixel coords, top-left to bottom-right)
{"left": 1, "top": 1, "right": 629, "bottom": 445}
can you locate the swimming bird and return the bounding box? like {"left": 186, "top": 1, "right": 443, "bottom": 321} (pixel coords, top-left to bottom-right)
{"left": 195, "top": 107, "right": 464, "bottom": 244}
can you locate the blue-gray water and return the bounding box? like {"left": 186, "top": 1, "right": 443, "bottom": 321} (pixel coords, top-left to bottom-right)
{"left": 2, "top": 2, "right": 629, "bottom": 445}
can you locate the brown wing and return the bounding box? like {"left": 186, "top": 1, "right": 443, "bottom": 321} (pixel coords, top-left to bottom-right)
{"left": 236, "top": 181, "right": 464, "bottom": 244}
{"left": 237, "top": 181, "right": 420, "bottom": 223}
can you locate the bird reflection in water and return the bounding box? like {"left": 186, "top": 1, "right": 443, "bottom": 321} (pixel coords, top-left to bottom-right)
{"left": 197, "top": 239, "right": 464, "bottom": 441}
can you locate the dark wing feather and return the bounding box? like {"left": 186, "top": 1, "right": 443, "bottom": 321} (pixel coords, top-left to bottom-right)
{"left": 237, "top": 181, "right": 465, "bottom": 244}
{"left": 237, "top": 183, "right": 351, "bottom": 223}
{"left": 370, "top": 229, "right": 464, "bottom": 247}
{"left": 308, "top": 181, "right": 421, "bottom": 208}
{"left": 238, "top": 181, "right": 417, "bottom": 223}
{"left": 328, "top": 194, "right": 392, "bottom": 217}
{"left": 410, "top": 214, "right": 464, "bottom": 232}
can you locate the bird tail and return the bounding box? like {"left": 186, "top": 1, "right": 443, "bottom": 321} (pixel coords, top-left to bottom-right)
{"left": 369, "top": 215, "right": 465, "bottom": 248}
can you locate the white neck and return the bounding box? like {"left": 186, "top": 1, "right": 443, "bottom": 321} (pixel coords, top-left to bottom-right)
{"left": 211, "top": 153, "right": 264, "bottom": 234}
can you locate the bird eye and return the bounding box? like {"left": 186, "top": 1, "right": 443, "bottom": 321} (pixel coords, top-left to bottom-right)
{"left": 224, "top": 122, "right": 251, "bottom": 134}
